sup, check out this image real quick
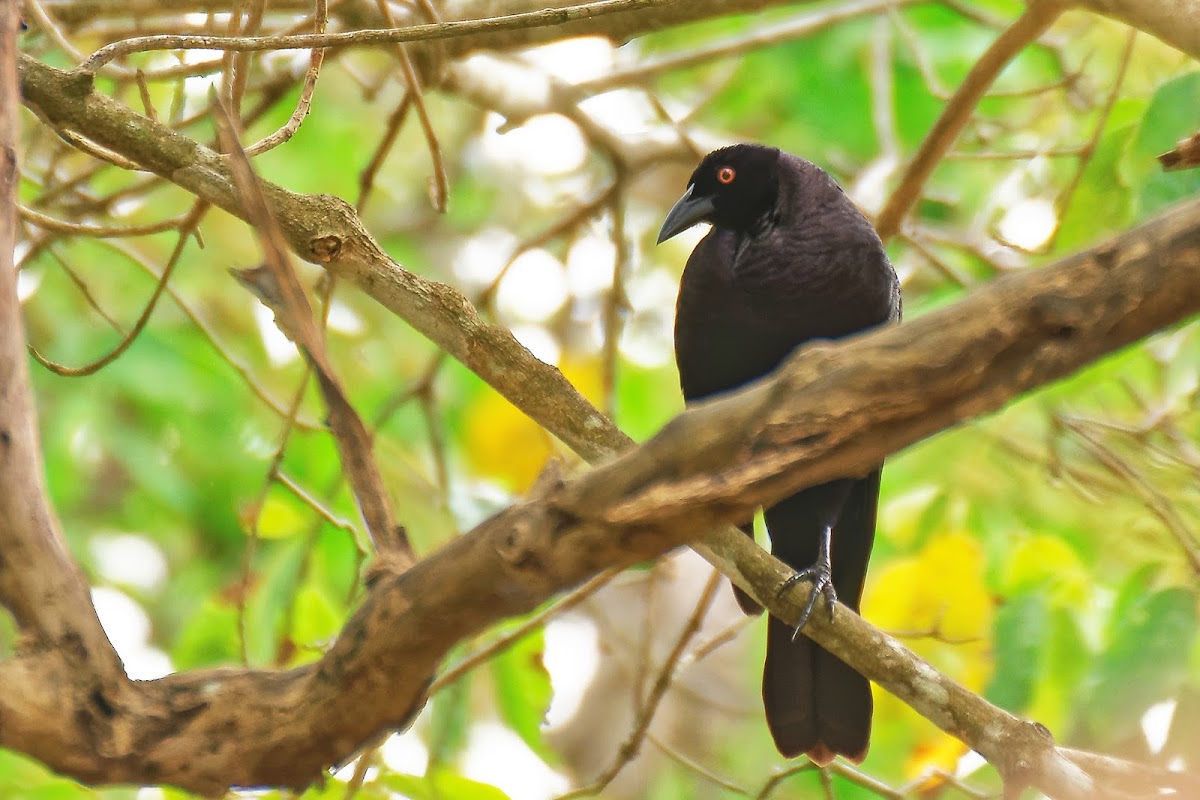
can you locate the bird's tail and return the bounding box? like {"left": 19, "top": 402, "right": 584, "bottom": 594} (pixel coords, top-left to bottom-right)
{"left": 763, "top": 616, "right": 871, "bottom": 765}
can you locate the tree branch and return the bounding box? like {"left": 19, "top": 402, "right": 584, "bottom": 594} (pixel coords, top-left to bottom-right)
{"left": 2, "top": 124, "right": 1198, "bottom": 791}
{"left": 873, "top": 0, "right": 1065, "bottom": 240}
{"left": 34, "top": 0, "right": 1200, "bottom": 64}
{"left": 0, "top": 1, "right": 124, "bottom": 668}
{"left": 1078, "top": 0, "right": 1200, "bottom": 59}
{"left": 11, "top": 19, "right": 1200, "bottom": 795}
{"left": 77, "top": 0, "right": 674, "bottom": 72}
{"left": 19, "top": 53, "right": 631, "bottom": 463}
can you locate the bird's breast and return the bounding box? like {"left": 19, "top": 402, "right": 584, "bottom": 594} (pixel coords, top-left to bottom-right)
{"left": 674, "top": 228, "right": 896, "bottom": 402}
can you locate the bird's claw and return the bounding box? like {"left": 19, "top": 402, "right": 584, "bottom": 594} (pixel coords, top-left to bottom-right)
{"left": 777, "top": 563, "right": 838, "bottom": 641}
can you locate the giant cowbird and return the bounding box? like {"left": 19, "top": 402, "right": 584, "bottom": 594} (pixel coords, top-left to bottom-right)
{"left": 658, "top": 144, "right": 900, "bottom": 764}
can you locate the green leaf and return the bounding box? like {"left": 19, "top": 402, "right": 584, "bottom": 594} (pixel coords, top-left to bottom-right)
{"left": 1039, "top": 608, "right": 1090, "bottom": 723}
{"left": 1127, "top": 72, "right": 1200, "bottom": 219}
{"left": 1000, "top": 534, "right": 1088, "bottom": 607}
{"left": 985, "top": 591, "right": 1047, "bottom": 712}
{"left": 490, "top": 629, "right": 553, "bottom": 760}
{"left": 245, "top": 536, "right": 309, "bottom": 664}
{"left": 256, "top": 491, "right": 309, "bottom": 540}
{"left": 171, "top": 598, "right": 241, "bottom": 669}
{"left": 1106, "top": 563, "right": 1162, "bottom": 640}
{"left": 0, "top": 750, "right": 93, "bottom": 800}
{"left": 1056, "top": 98, "right": 1140, "bottom": 252}
{"left": 382, "top": 769, "right": 512, "bottom": 800}
{"left": 428, "top": 674, "right": 471, "bottom": 765}
{"left": 291, "top": 584, "right": 344, "bottom": 648}
{"left": 1082, "top": 587, "right": 1198, "bottom": 744}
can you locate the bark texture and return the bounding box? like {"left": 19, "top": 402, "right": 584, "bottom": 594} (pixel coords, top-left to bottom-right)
{"left": 1, "top": 170, "right": 1198, "bottom": 789}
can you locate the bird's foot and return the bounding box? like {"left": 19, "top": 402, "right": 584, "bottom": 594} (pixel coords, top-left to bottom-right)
{"left": 776, "top": 561, "right": 837, "bottom": 641}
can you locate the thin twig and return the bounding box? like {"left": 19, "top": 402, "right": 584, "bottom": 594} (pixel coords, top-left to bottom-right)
{"left": 216, "top": 97, "right": 413, "bottom": 565}
{"left": 891, "top": 5, "right": 1081, "bottom": 102}
{"left": 556, "top": 569, "right": 722, "bottom": 800}
{"left": 18, "top": 205, "right": 193, "bottom": 238}
{"left": 818, "top": 767, "right": 835, "bottom": 800}
{"left": 897, "top": 231, "right": 972, "bottom": 286}
{"left": 92, "top": 237, "right": 324, "bottom": 430}
{"left": 566, "top": 0, "right": 916, "bottom": 100}
{"left": 476, "top": 185, "right": 617, "bottom": 311}
{"left": 874, "top": 0, "right": 1066, "bottom": 240}
{"left": 686, "top": 614, "right": 754, "bottom": 665}
{"left": 870, "top": 15, "right": 899, "bottom": 160}
{"left": 601, "top": 182, "right": 629, "bottom": 417}
{"left": 238, "top": 368, "right": 312, "bottom": 664}
{"left": 356, "top": 92, "right": 412, "bottom": 213}
{"left": 898, "top": 767, "right": 990, "bottom": 798}
{"left": 42, "top": 246, "right": 125, "bottom": 332}
{"left": 274, "top": 470, "right": 367, "bottom": 548}
{"left": 231, "top": 0, "right": 268, "bottom": 113}
{"left": 1061, "top": 415, "right": 1200, "bottom": 574}
{"left": 369, "top": 0, "right": 448, "bottom": 212}
{"left": 244, "top": 0, "right": 328, "bottom": 157}
{"left": 81, "top": 0, "right": 672, "bottom": 72}
{"left": 430, "top": 568, "right": 621, "bottom": 694}
{"left": 757, "top": 762, "right": 820, "bottom": 799}
{"left": 28, "top": 201, "right": 208, "bottom": 376}
{"left": 944, "top": 146, "right": 1084, "bottom": 160}
{"left": 342, "top": 734, "right": 387, "bottom": 800}
{"left": 133, "top": 69, "right": 157, "bottom": 121}
{"left": 1046, "top": 29, "right": 1137, "bottom": 250}
{"left": 24, "top": 0, "right": 92, "bottom": 69}
{"left": 647, "top": 732, "right": 753, "bottom": 796}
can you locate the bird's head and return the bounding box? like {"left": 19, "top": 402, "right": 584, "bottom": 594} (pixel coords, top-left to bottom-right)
{"left": 657, "top": 144, "right": 781, "bottom": 244}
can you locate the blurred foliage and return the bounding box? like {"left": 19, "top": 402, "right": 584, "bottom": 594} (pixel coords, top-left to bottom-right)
{"left": 8, "top": 1, "right": 1200, "bottom": 799}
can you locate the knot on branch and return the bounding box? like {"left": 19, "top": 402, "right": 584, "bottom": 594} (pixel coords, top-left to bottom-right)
{"left": 992, "top": 718, "right": 1087, "bottom": 798}
{"left": 1030, "top": 293, "right": 1087, "bottom": 341}
{"left": 61, "top": 68, "right": 96, "bottom": 98}
{"left": 310, "top": 235, "right": 343, "bottom": 263}
{"left": 363, "top": 542, "right": 415, "bottom": 588}
{"left": 496, "top": 512, "right": 547, "bottom": 574}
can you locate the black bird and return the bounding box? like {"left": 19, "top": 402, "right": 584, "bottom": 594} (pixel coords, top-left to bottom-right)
{"left": 658, "top": 144, "right": 900, "bottom": 764}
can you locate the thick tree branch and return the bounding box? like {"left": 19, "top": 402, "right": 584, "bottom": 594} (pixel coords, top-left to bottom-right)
{"left": 0, "top": 2, "right": 122, "bottom": 665}
{"left": 18, "top": 53, "right": 632, "bottom": 465}
{"left": 11, "top": 22, "right": 1200, "bottom": 795}
{"left": 1077, "top": 0, "right": 1200, "bottom": 59}
{"left": 2, "top": 141, "right": 1199, "bottom": 793}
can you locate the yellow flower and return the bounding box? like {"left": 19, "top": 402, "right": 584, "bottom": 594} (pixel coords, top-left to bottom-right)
{"left": 863, "top": 531, "right": 994, "bottom": 776}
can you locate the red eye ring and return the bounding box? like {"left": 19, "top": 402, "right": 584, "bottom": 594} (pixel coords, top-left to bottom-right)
{"left": 717, "top": 166, "right": 736, "bottom": 184}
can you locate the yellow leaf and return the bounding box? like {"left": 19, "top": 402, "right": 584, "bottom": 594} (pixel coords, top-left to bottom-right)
{"left": 906, "top": 734, "right": 969, "bottom": 780}
{"left": 253, "top": 492, "right": 307, "bottom": 539}
{"left": 463, "top": 358, "right": 601, "bottom": 491}
{"left": 1002, "top": 534, "right": 1088, "bottom": 606}
{"left": 864, "top": 531, "right": 992, "bottom": 641}
{"left": 863, "top": 531, "right": 994, "bottom": 778}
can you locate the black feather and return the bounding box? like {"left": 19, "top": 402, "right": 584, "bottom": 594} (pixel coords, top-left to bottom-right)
{"left": 662, "top": 144, "right": 900, "bottom": 763}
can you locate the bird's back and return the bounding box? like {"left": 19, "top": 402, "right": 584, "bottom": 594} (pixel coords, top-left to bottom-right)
{"left": 674, "top": 197, "right": 897, "bottom": 404}
{"left": 664, "top": 145, "right": 900, "bottom": 765}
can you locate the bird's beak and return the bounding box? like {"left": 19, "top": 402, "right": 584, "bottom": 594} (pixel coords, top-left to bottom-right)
{"left": 657, "top": 185, "right": 716, "bottom": 244}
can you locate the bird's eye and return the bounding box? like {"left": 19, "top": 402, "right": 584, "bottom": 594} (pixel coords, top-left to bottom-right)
{"left": 717, "top": 166, "right": 736, "bottom": 184}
